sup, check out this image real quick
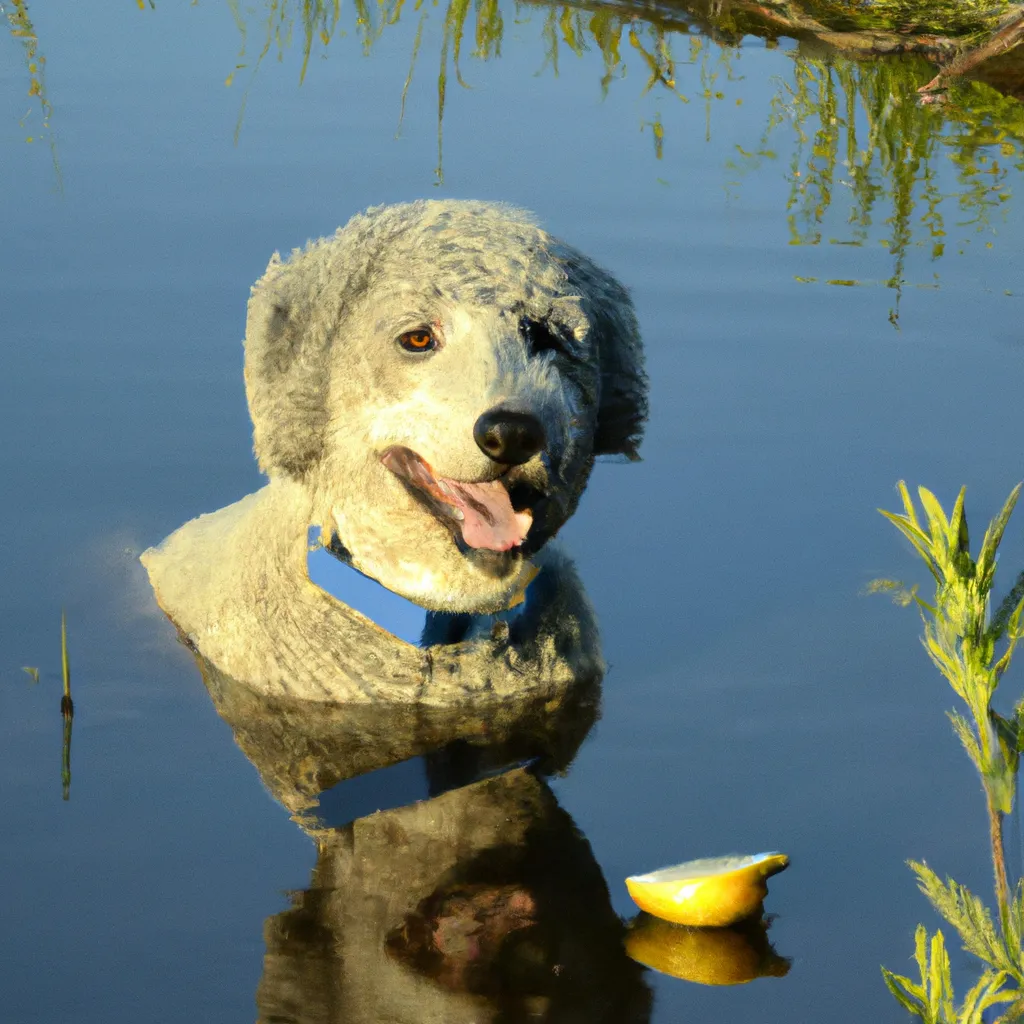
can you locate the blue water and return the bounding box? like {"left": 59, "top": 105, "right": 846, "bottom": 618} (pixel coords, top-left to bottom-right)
{"left": 4, "top": 1, "right": 1024, "bottom": 1020}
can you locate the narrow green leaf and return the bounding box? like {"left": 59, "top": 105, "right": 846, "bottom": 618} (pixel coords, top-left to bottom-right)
{"left": 960, "top": 970, "right": 989, "bottom": 1023}
{"left": 882, "top": 966, "right": 927, "bottom": 1017}
{"left": 927, "top": 930, "right": 952, "bottom": 1018}
{"left": 923, "top": 631, "right": 969, "bottom": 702}
{"left": 880, "top": 510, "right": 943, "bottom": 583}
{"left": 61, "top": 609, "right": 70, "bottom": 699}
{"left": 898, "top": 480, "right": 922, "bottom": 530}
{"left": 1010, "top": 593, "right": 1024, "bottom": 640}
{"left": 949, "top": 486, "right": 969, "bottom": 556}
{"left": 918, "top": 487, "right": 951, "bottom": 557}
{"left": 1001, "top": 883, "right": 1024, "bottom": 986}
{"left": 914, "top": 923, "right": 930, "bottom": 982}
{"left": 979, "top": 484, "right": 1023, "bottom": 588}
{"left": 994, "top": 994, "right": 1024, "bottom": 1024}
{"left": 948, "top": 711, "right": 984, "bottom": 773}
{"left": 960, "top": 970, "right": 1014, "bottom": 1024}
{"left": 879, "top": 511, "right": 934, "bottom": 554}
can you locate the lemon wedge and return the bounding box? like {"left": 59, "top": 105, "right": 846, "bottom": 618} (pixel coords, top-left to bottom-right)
{"left": 625, "top": 913, "right": 791, "bottom": 985}
{"left": 625, "top": 852, "right": 789, "bottom": 927}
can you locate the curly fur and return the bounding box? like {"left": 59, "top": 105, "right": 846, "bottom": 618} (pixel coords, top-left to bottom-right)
{"left": 142, "top": 200, "right": 646, "bottom": 702}
{"left": 246, "top": 200, "right": 645, "bottom": 477}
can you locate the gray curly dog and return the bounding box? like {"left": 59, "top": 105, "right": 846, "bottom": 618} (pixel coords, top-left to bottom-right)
{"left": 142, "top": 200, "right": 647, "bottom": 705}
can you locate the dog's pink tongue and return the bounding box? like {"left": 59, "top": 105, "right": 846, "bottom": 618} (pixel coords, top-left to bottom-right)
{"left": 444, "top": 478, "right": 532, "bottom": 551}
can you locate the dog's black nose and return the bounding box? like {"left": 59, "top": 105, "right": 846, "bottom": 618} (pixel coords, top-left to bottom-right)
{"left": 474, "top": 408, "right": 546, "bottom": 465}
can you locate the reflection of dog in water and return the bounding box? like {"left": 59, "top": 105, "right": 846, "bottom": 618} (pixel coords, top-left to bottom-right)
{"left": 142, "top": 201, "right": 646, "bottom": 703}
{"left": 197, "top": 663, "right": 651, "bottom": 1023}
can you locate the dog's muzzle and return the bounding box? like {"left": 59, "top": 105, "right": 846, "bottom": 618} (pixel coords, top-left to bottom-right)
{"left": 381, "top": 446, "right": 542, "bottom": 553}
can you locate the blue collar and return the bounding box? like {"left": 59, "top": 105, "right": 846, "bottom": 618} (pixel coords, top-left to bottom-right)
{"left": 306, "top": 527, "right": 537, "bottom": 647}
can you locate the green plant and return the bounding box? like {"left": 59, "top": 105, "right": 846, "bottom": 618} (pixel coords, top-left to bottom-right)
{"left": 61, "top": 607, "right": 72, "bottom": 717}
{"left": 16, "top": 612, "right": 75, "bottom": 797}
{"left": 883, "top": 925, "right": 1016, "bottom": 1023}
{"left": 873, "top": 482, "right": 1024, "bottom": 1021}
{"left": 60, "top": 609, "right": 72, "bottom": 800}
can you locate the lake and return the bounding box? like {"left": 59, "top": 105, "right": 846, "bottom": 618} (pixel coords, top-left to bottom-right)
{"left": 4, "top": 1, "right": 1024, "bottom": 1021}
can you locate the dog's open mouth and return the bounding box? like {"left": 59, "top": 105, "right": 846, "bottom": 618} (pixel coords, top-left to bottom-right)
{"left": 381, "top": 446, "right": 539, "bottom": 553}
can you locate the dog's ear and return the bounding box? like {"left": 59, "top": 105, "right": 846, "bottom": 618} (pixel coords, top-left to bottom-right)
{"left": 245, "top": 209, "right": 395, "bottom": 478}
{"left": 244, "top": 249, "right": 337, "bottom": 477}
{"left": 245, "top": 204, "right": 441, "bottom": 478}
{"left": 562, "top": 252, "right": 648, "bottom": 460}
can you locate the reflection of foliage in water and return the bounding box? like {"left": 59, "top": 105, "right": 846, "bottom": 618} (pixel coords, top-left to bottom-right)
{"left": 224, "top": 0, "right": 732, "bottom": 178}
{"left": 223, "top": 0, "right": 1024, "bottom": 303}
{"left": 3, "top": 0, "right": 61, "bottom": 189}
{"left": 732, "top": 52, "right": 1024, "bottom": 313}
{"left": 10, "top": 0, "right": 1023, "bottom": 300}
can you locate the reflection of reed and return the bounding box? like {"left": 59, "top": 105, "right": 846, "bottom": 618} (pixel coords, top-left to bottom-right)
{"left": 61, "top": 707, "right": 73, "bottom": 801}
{"left": 4, "top": 0, "right": 62, "bottom": 190}
{"left": 223, "top": 0, "right": 703, "bottom": 179}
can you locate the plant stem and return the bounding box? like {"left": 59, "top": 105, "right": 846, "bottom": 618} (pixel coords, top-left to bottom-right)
{"left": 987, "top": 789, "right": 1011, "bottom": 928}
{"left": 60, "top": 609, "right": 73, "bottom": 718}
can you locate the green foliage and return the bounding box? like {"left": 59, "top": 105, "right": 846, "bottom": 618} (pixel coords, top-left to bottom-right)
{"left": 14, "top": 614, "right": 74, "bottom": 797}
{"left": 875, "top": 482, "right": 1024, "bottom": 810}
{"left": 911, "top": 862, "right": 1024, "bottom": 982}
{"left": 882, "top": 926, "right": 1015, "bottom": 1024}
{"left": 876, "top": 483, "right": 1024, "bottom": 1021}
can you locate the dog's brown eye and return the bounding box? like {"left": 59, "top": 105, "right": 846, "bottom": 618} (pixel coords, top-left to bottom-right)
{"left": 398, "top": 329, "right": 437, "bottom": 353}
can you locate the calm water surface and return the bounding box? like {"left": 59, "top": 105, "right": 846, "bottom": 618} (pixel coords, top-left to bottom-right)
{"left": 4, "top": 1, "right": 1024, "bottom": 1021}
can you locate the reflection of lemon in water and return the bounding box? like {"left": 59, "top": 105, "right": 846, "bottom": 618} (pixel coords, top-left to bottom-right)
{"left": 625, "top": 852, "right": 789, "bottom": 927}
{"left": 625, "top": 913, "right": 790, "bottom": 986}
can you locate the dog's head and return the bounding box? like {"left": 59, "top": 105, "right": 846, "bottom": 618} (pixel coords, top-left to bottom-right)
{"left": 244, "top": 201, "right": 647, "bottom": 612}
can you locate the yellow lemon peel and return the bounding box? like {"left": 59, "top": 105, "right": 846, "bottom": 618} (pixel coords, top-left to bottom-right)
{"left": 625, "top": 852, "right": 789, "bottom": 927}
